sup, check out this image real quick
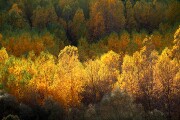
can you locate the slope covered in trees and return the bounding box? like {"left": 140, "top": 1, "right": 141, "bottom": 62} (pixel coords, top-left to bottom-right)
{"left": 0, "top": 0, "right": 180, "bottom": 120}
{"left": 0, "top": 0, "right": 179, "bottom": 57}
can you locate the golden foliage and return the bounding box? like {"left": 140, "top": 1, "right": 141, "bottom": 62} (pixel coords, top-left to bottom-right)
{"left": 1, "top": 33, "right": 55, "bottom": 57}
{"left": 0, "top": 47, "right": 8, "bottom": 63}
{"left": 0, "top": 28, "right": 179, "bottom": 114}
{"left": 52, "top": 46, "right": 84, "bottom": 108}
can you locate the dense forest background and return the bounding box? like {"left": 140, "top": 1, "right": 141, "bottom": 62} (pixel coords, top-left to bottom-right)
{"left": 0, "top": 0, "right": 180, "bottom": 120}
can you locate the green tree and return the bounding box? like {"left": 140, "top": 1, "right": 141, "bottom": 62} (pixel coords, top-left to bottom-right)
{"left": 7, "top": 3, "right": 28, "bottom": 29}
{"left": 19, "top": 0, "right": 39, "bottom": 28}
{"left": 32, "top": 6, "right": 58, "bottom": 29}
{"left": 125, "top": 0, "right": 137, "bottom": 31}
{"left": 166, "top": 0, "right": 180, "bottom": 24}
{"left": 70, "top": 8, "right": 87, "bottom": 43}
{"left": 134, "top": 0, "right": 165, "bottom": 31}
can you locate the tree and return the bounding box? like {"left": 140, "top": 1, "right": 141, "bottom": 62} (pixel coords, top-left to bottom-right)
{"left": 104, "top": 0, "right": 126, "bottom": 33}
{"left": 5, "top": 56, "right": 35, "bottom": 103}
{"left": 1, "top": 32, "right": 55, "bottom": 57}
{"left": 154, "top": 48, "right": 179, "bottom": 120}
{"left": 171, "top": 26, "right": 180, "bottom": 61}
{"left": 77, "top": 0, "right": 90, "bottom": 18}
{"left": 51, "top": 46, "right": 85, "bottom": 108}
{"left": 32, "top": 6, "right": 58, "bottom": 29}
{"left": 0, "top": 0, "right": 13, "bottom": 11}
{"left": 59, "top": 0, "right": 79, "bottom": 42}
{"left": 101, "top": 51, "right": 121, "bottom": 71}
{"left": 7, "top": 3, "right": 28, "bottom": 29}
{"left": 19, "top": 0, "right": 39, "bottom": 28}
{"left": 134, "top": 0, "right": 165, "bottom": 31}
{"left": 125, "top": 0, "right": 137, "bottom": 31}
{"left": 59, "top": 0, "right": 79, "bottom": 20}
{"left": 89, "top": 12, "right": 105, "bottom": 40}
{"left": 107, "top": 33, "right": 121, "bottom": 53}
{"left": 0, "top": 47, "right": 8, "bottom": 63}
{"left": 152, "top": 27, "right": 180, "bottom": 120}
{"left": 0, "top": 48, "right": 9, "bottom": 89}
{"left": 0, "top": 33, "right": 2, "bottom": 41}
{"left": 166, "top": 0, "right": 180, "bottom": 24}
{"left": 151, "top": 31, "right": 162, "bottom": 51}
{"left": 82, "top": 51, "right": 120, "bottom": 104}
{"left": 78, "top": 38, "right": 91, "bottom": 61}
{"left": 89, "top": 0, "right": 125, "bottom": 39}
{"left": 132, "top": 30, "right": 147, "bottom": 51}
{"left": 119, "top": 31, "right": 130, "bottom": 53}
{"left": 29, "top": 52, "right": 56, "bottom": 104}
{"left": 70, "top": 8, "right": 87, "bottom": 43}
{"left": 118, "top": 37, "right": 159, "bottom": 113}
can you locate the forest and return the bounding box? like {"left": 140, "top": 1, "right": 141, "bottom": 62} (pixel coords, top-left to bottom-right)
{"left": 0, "top": 0, "right": 180, "bottom": 120}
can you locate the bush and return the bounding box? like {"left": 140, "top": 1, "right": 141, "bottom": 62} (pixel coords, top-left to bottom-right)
{"left": 84, "top": 104, "right": 97, "bottom": 120}
{"left": 43, "top": 98, "right": 65, "bottom": 120}
{"left": 148, "top": 109, "right": 166, "bottom": 120}
{"left": 19, "top": 103, "right": 34, "bottom": 120}
{"left": 99, "top": 90, "right": 144, "bottom": 120}
{"left": 2, "top": 114, "right": 20, "bottom": 120}
{"left": 0, "top": 92, "right": 19, "bottom": 119}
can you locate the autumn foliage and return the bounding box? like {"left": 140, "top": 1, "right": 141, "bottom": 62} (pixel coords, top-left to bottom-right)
{"left": 0, "top": 27, "right": 179, "bottom": 119}
{"left": 0, "top": 0, "right": 180, "bottom": 120}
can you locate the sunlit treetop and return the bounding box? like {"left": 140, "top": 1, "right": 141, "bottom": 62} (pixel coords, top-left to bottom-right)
{"left": 58, "top": 45, "right": 79, "bottom": 59}
{"left": 0, "top": 47, "right": 8, "bottom": 63}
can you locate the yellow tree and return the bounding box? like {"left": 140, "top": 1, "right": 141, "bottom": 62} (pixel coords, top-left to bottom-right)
{"left": 154, "top": 48, "right": 179, "bottom": 120}
{"left": 118, "top": 37, "right": 158, "bottom": 112}
{"left": 83, "top": 51, "right": 120, "bottom": 104}
{"left": 101, "top": 51, "right": 121, "bottom": 72}
{"left": 171, "top": 26, "right": 180, "bottom": 62}
{"left": 29, "top": 52, "right": 56, "bottom": 104}
{"left": 6, "top": 56, "right": 35, "bottom": 103}
{"left": 51, "top": 46, "right": 85, "bottom": 108}
{"left": 0, "top": 47, "right": 8, "bottom": 63}
{"left": 0, "top": 48, "right": 9, "bottom": 89}
{"left": 153, "top": 27, "right": 180, "bottom": 120}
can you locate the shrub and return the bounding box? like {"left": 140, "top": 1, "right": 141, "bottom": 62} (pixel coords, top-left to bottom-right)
{"left": 2, "top": 114, "right": 20, "bottom": 120}
{"left": 99, "top": 90, "right": 144, "bottom": 120}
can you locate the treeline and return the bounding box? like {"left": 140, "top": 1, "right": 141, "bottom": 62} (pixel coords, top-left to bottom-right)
{"left": 0, "top": 27, "right": 180, "bottom": 120}
{"left": 0, "top": 0, "right": 180, "bottom": 58}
